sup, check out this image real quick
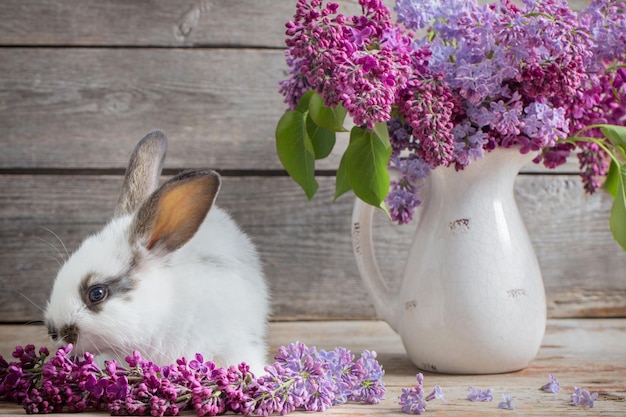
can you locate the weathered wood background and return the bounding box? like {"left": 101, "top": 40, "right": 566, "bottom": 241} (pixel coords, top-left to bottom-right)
{"left": 1, "top": 0, "right": 624, "bottom": 325}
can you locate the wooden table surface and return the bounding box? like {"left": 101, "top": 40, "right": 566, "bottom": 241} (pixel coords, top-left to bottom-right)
{"left": 1, "top": 319, "right": 625, "bottom": 416}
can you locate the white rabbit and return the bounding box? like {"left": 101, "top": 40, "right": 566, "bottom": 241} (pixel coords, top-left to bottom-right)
{"left": 44, "top": 131, "right": 270, "bottom": 374}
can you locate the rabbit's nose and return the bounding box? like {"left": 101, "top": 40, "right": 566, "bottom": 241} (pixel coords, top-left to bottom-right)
{"left": 58, "top": 324, "right": 79, "bottom": 345}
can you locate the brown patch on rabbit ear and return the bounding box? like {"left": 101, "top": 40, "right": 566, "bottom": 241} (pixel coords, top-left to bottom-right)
{"left": 131, "top": 170, "right": 221, "bottom": 254}
{"left": 114, "top": 131, "right": 168, "bottom": 218}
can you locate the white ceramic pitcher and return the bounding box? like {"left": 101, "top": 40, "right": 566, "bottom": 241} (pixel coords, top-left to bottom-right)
{"left": 351, "top": 147, "right": 546, "bottom": 374}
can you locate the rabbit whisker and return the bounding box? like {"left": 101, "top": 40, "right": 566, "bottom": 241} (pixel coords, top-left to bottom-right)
{"left": 35, "top": 237, "right": 66, "bottom": 266}
{"left": 95, "top": 335, "right": 126, "bottom": 364}
{"left": 83, "top": 334, "right": 106, "bottom": 360}
{"left": 44, "top": 254, "right": 63, "bottom": 268}
{"left": 3, "top": 288, "right": 47, "bottom": 314}
{"left": 33, "top": 322, "right": 51, "bottom": 341}
{"left": 40, "top": 226, "right": 70, "bottom": 260}
{"left": 88, "top": 327, "right": 139, "bottom": 365}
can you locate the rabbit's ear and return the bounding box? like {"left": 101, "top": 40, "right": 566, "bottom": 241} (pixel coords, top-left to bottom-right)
{"left": 130, "top": 170, "right": 221, "bottom": 254}
{"left": 114, "top": 130, "right": 168, "bottom": 217}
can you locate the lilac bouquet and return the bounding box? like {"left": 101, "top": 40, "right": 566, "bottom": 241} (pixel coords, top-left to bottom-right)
{"left": 276, "top": 0, "right": 626, "bottom": 250}
{"left": 0, "top": 343, "right": 385, "bottom": 416}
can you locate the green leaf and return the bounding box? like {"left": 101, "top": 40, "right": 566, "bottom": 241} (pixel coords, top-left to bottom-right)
{"left": 609, "top": 163, "right": 626, "bottom": 251}
{"left": 308, "top": 92, "right": 348, "bottom": 132}
{"left": 600, "top": 124, "right": 626, "bottom": 146}
{"left": 373, "top": 120, "right": 391, "bottom": 149}
{"left": 600, "top": 124, "right": 626, "bottom": 159}
{"left": 334, "top": 154, "right": 352, "bottom": 200}
{"left": 603, "top": 159, "right": 620, "bottom": 198}
{"left": 344, "top": 125, "right": 392, "bottom": 208}
{"left": 306, "top": 114, "right": 336, "bottom": 160}
{"left": 275, "top": 110, "right": 318, "bottom": 200}
{"left": 295, "top": 90, "right": 315, "bottom": 113}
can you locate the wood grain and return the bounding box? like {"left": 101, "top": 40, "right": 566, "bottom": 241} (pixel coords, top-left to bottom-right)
{"left": 0, "top": 0, "right": 591, "bottom": 49}
{"left": 0, "top": 47, "right": 294, "bottom": 170}
{"left": 0, "top": 0, "right": 368, "bottom": 48}
{"left": 1, "top": 319, "right": 625, "bottom": 415}
{"left": 1, "top": 174, "right": 625, "bottom": 323}
{"left": 0, "top": 41, "right": 580, "bottom": 173}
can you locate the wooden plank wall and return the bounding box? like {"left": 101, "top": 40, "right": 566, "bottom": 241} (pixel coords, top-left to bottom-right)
{"left": 1, "top": 0, "right": 624, "bottom": 324}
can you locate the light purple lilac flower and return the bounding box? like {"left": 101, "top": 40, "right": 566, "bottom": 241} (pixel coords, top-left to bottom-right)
{"left": 425, "top": 385, "right": 446, "bottom": 402}
{"left": 398, "top": 373, "right": 445, "bottom": 414}
{"left": 390, "top": 0, "right": 617, "bottom": 221}
{"left": 467, "top": 386, "right": 494, "bottom": 402}
{"left": 399, "top": 384, "right": 427, "bottom": 414}
{"left": 386, "top": 152, "right": 431, "bottom": 224}
{"left": 541, "top": 374, "right": 560, "bottom": 393}
{"left": 498, "top": 393, "right": 515, "bottom": 410}
{"left": 572, "top": 387, "right": 599, "bottom": 408}
{"left": 317, "top": 347, "right": 357, "bottom": 404}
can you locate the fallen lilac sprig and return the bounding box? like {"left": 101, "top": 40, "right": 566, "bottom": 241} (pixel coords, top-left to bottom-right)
{"left": 466, "top": 386, "right": 493, "bottom": 402}
{"left": 497, "top": 394, "right": 515, "bottom": 411}
{"left": 0, "top": 343, "right": 386, "bottom": 416}
{"left": 572, "top": 387, "right": 599, "bottom": 408}
{"left": 398, "top": 373, "right": 445, "bottom": 414}
{"left": 541, "top": 374, "right": 560, "bottom": 393}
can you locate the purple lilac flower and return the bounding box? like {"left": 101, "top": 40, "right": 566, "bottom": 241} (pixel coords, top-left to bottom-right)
{"left": 542, "top": 142, "right": 576, "bottom": 169}
{"left": 249, "top": 343, "right": 385, "bottom": 415}
{"left": 580, "top": 0, "right": 626, "bottom": 70}
{"left": 407, "top": 0, "right": 623, "bottom": 199}
{"left": 386, "top": 183, "right": 419, "bottom": 224}
{"left": 280, "top": 0, "right": 419, "bottom": 128}
{"left": 189, "top": 353, "right": 215, "bottom": 376}
{"left": 572, "top": 387, "right": 599, "bottom": 408}
{"left": 393, "top": 0, "right": 598, "bottom": 220}
{"left": 348, "top": 350, "right": 386, "bottom": 404}
{"left": 395, "top": 0, "right": 446, "bottom": 30}
{"left": 522, "top": 102, "right": 569, "bottom": 149}
{"left": 399, "top": 373, "right": 427, "bottom": 414}
{"left": 399, "top": 385, "right": 427, "bottom": 414}
{"left": 1, "top": 343, "right": 387, "bottom": 416}
{"left": 425, "top": 385, "right": 446, "bottom": 402}
{"left": 280, "top": 0, "right": 626, "bottom": 223}
{"left": 467, "top": 386, "right": 494, "bottom": 402}
{"left": 22, "top": 345, "right": 111, "bottom": 414}
{"left": 107, "top": 352, "right": 188, "bottom": 416}
{"left": 1, "top": 345, "right": 48, "bottom": 404}
{"left": 398, "top": 373, "right": 445, "bottom": 414}
{"left": 578, "top": 142, "right": 611, "bottom": 193}
{"left": 385, "top": 153, "right": 432, "bottom": 224}
{"left": 498, "top": 393, "right": 515, "bottom": 410}
{"left": 271, "top": 342, "right": 336, "bottom": 412}
{"left": 541, "top": 374, "right": 560, "bottom": 393}
{"left": 397, "top": 75, "right": 456, "bottom": 167}
{"left": 317, "top": 347, "right": 358, "bottom": 404}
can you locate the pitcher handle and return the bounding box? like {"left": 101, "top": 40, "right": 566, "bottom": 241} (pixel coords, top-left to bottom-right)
{"left": 351, "top": 199, "right": 398, "bottom": 332}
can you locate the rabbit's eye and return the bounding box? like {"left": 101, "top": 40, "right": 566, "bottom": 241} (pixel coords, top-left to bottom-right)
{"left": 88, "top": 285, "right": 108, "bottom": 304}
